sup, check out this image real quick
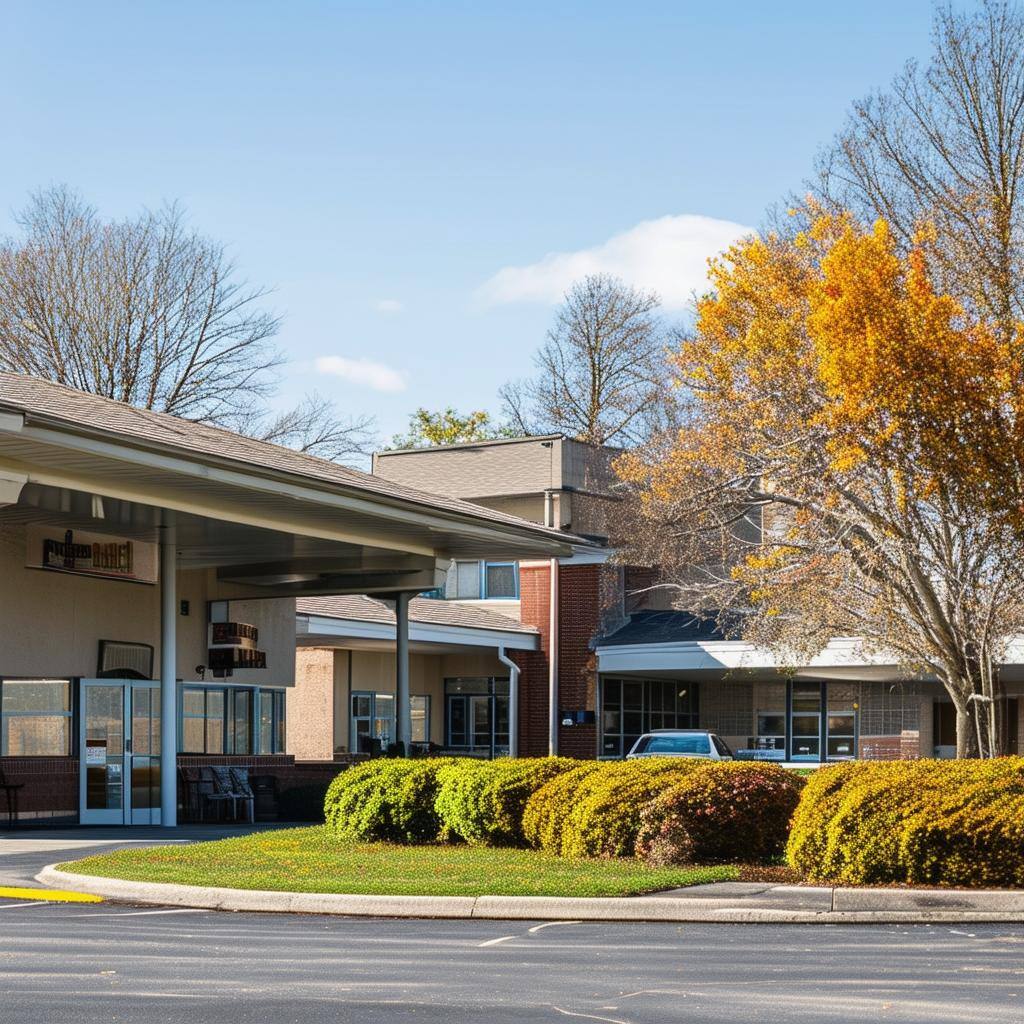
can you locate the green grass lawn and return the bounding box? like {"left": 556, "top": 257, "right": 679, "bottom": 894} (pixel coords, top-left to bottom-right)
{"left": 66, "top": 826, "right": 738, "bottom": 898}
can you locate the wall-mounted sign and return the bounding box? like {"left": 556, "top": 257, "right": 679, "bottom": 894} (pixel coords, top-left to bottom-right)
{"left": 209, "top": 621, "right": 267, "bottom": 673}
{"left": 27, "top": 525, "right": 157, "bottom": 584}
{"left": 44, "top": 530, "right": 133, "bottom": 575}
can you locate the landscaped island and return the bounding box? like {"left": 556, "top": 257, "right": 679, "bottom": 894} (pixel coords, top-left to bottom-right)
{"left": 66, "top": 755, "right": 1024, "bottom": 894}
{"left": 65, "top": 826, "right": 737, "bottom": 897}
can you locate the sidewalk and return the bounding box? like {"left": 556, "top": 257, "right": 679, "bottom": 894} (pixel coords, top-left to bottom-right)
{"left": 35, "top": 865, "right": 1024, "bottom": 924}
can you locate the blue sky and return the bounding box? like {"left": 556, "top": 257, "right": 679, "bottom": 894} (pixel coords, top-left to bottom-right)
{"left": 1, "top": 1, "right": 936, "bottom": 447}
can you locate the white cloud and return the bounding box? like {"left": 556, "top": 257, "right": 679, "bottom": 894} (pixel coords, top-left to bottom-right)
{"left": 374, "top": 299, "right": 404, "bottom": 314}
{"left": 314, "top": 356, "right": 406, "bottom": 393}
{"left": 477, "top": 213, "right": 753, "bottom": 311}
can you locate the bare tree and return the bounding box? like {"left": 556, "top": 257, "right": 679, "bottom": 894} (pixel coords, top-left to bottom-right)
{"left": 500, "top": 274, "right": 675, "bottom": 446}
{"left": 0, "top": 186, "right": 376, "bottom": 464}
{"left": 239, "top": 392, "right": 377, "bottom": 462}
{"left": 817, "top": 0, "right": 1024, "bottom": 332}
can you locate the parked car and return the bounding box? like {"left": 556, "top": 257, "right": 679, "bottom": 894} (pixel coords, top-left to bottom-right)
{"left": 626, "top": 729, "right": 733, "bottom": 760}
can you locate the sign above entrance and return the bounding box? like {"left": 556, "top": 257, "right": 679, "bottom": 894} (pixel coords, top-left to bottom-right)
{"left": 208, "top": 621, "right": 267, "bottom": 674}
{"left": 27, "top": 525, "right": 157, "bottom": 584}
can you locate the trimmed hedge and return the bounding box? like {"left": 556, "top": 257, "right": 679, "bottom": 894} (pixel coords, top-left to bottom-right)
{"left": 787, "top": 758, "right": 1024, "bottom": 886}
{"left": 635, "top": 762, "right": 804, "bottom": 866}
{"left": 434, "top": 757, "right": 579, "bottom": 846}
{"left": 324, "top": 758, "right": 456, "bottom": 843}
{"left": 521, "top": 762, "right": 604, "bottom": 853}
{"left": 526, "top": 758, "right": 699, "bottom": 858}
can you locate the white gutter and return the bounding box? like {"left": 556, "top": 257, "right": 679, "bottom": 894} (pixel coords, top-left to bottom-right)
{"left": 297, "top": 613, "right": 539, "bottom": 651}
{"left": 497, "top": 645, "right": 520, "bottom": 758}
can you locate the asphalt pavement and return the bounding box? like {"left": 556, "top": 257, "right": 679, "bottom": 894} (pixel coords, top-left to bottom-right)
{"left": 2, "top": 900, "right": 1024, "bottom": 1024}
{"left": 3, "top": 828, "right": 1024, "bottom": 1023}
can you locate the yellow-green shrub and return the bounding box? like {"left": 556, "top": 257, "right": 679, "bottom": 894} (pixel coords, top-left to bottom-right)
{"left": 526, "top": 758, "right": 700, "bottom": 858}
{"left": 522, "top": 762, "right": 603, "bottom": 852}
{"left": 787, "top": 758, "right": 1024, "bottom": 886}
{"left": 433, "top": 757, "right": 579, "bottom": 845}
{"left": 324, "top": 758, "right": 456, "bottom": 843}
{"left": 636, "top": 762, "right": 804, "bottom": 865}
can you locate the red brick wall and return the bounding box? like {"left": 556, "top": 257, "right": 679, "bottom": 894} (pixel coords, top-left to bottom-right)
{"left": 0, "top": 757, "right": 78, "bottom": 820}
{"left": 513, "top": 563, "right": 552, "bottom": 757}
{"left": 515, "top": 561, "right": 604, "bottom": 759}
{"left": 0, "top": 754, "right": 345, "bottom": 825}
{"left": 556, "top": 564, "right": 601, "bottom": 758}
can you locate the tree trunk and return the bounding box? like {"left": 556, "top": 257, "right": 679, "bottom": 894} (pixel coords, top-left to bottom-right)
{"left": 955, "top": 704, "right": 980, "bottom": 758}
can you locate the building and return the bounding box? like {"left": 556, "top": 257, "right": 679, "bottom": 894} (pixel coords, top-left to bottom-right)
{"left": 0, "top": 374, "right": 574, "bottom": 825}
{"left": 291, "top": 595, "right": 539, "bottom": 759}
{"left": 363, "top": 434, "right": 1024, "bottom": 764}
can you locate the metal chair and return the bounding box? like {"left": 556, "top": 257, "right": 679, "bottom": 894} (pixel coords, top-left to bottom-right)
{"left": 0, "top": 766, "right": 23, "bottom": 827}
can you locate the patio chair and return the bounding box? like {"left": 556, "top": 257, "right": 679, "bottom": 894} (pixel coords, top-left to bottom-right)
{"left": 195, "top": 766, "right": 236, "bottom": 823}
{"left": 228, "top": 767, "right": 256, "bottom": 824}
{"left": 0, "top": 765, "right": 23, "bottom": 827}
{"left": 209, "top": 765, "right": 253, "bottom": 824}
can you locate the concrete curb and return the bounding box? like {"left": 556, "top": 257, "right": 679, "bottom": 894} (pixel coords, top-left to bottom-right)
{"left": 36, "top": 865, "right": 1024, "bottom": 924}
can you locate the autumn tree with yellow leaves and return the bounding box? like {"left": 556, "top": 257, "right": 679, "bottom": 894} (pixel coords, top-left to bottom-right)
{"left": 616, "top": 214, "right": 1024, "bottom": 758}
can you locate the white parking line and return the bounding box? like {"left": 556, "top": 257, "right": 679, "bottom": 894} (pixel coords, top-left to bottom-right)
{"left": 551, "top": 1007, "right": 634, "bottom": 1024}
{"left": 528, "top": 920, "right": 581, "bottom": 933}
{"left": 75, "top": 908, "right": 211, "bottom": 918}
{"left": 477, "top": 935, "right": 517, "bottom": 947}
{"left": 0, "top": 901, "right": 49, "bottom": 909}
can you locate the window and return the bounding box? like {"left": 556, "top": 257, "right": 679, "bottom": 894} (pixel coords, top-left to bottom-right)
{"left": 599, "top": 678, "right": 699, "bottom": 758}
{"left": 484, "top": 562, "right": 518, "bottom": 599}
{"left": 349, "top": 692, "right": 395, "bottom": 754}
{"left": 445, "top": 561, "right": 520, "bottom": 600}
{"left": 259, "top": 690, "right": 286, "bottom": 754}
{"left": 632, "top": 733, "right": 711, "bottom": 756}
{"left": 0, "top": 679, "right": 72, "bottom": 756}
{"left": 411, "top": 695, "right": 430, "bottom": 744}
{"left": 182, "top": 687, "right": 221, "bottom": 754}
{"left": 444, "top": 678, "right": 510, "bottom": 757}
{"left": 180, "top": 686, "right": 259, "bottom": 754}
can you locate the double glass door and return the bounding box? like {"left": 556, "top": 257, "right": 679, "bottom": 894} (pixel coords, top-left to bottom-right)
{"left": 79, "top": 680, "right": 161, "bottom": 825}
{"left": 788, "top": 681, "right": 858, "bottom": 762}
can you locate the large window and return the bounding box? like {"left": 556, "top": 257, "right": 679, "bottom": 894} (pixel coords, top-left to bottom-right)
{"left": 443, "top": 561, "right": 519, "bottom": 600}
{"left": 599, "top": 678, "right": 699, "bottom": 758}
{"left": 179, "top": 686, "right": 272, "bottom": 754}
{"left": 444, "top": 678, "right": 509, "bottom": 757}
{"left": 411, "top": 695, "right": 430, "bottom": 744}
{"left": 0, "top": 679, "right": 72, "bottom": 756}
{"left": 259, "top": 690, "right": 287, "bottom": 754}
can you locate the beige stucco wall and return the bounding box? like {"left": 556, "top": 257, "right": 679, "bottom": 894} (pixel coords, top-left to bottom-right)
{"left": 287, "top": 649, "right": 335, "bottom": 760}
{"left": 290, "top": 646, "right": 509, "bottom": 756}
{"left": 0, "top": 519, "right": 295, "bottom": 686}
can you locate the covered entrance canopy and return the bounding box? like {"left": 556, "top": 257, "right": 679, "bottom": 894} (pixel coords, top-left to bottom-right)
{"left": 0, "top": 374, "right": 579, "bottom": 825}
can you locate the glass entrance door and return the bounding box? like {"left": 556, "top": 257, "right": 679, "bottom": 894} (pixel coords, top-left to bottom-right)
{"left": 789, "top": 682, "right": 822, "bottom": 761}
{"left": 80, "top": 680, "right": 161, "bottom": 825}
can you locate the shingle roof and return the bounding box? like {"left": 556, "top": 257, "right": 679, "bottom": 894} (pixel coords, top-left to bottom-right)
{"left": 598, "top": 610, "right": 729, "bottom": 647}
{"left": 0, "top": 373, "right": 582, "bottom": 544}
{"left": 297, "top": 595, "right": 538, "bottom": 635}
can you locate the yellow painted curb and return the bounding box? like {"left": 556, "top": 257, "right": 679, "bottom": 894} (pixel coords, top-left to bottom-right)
{"left": 0, "top": 886, "right": 103, "bottom": 903}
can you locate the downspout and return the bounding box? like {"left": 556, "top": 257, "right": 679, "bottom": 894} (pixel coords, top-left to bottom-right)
{"left": 497, "top": 645, "right": 519, "bottom": 758}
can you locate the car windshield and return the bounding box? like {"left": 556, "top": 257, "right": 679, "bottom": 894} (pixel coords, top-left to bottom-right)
{"left": 634, "top": 734, "right": 711, "bottom": 755}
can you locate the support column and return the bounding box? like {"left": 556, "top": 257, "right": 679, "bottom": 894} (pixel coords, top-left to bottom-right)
{"left": 159, "top": 511, "right": 177, "bottom": 827}
{"left": 395, "top": 591, "right": 411, "bottom": 755}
